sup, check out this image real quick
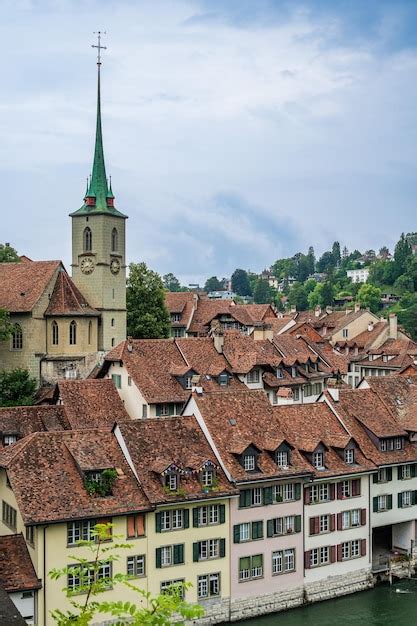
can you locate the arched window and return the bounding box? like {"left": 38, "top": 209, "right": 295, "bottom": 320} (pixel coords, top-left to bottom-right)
{"left": 52, "top": 321, "right": 59, "bottom": 345}
{"left": 111, "top": 228, "right": 118, "bottom": 252}
{"left": 69, "top": 320, "right": 77, "bottom": 345}
{"left": 111, "top": 318, "right": 115, "bottom": 327}
{"left": 83, "top": 227, "right": 92, "bottom": 252}
{"left": 88, "top": 320, "right": 92, "bottom": 345}
{"left": 11, "top": 323, "right": 23, "bottom": 350}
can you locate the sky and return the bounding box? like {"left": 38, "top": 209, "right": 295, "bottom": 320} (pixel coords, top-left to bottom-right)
{"left": 1, "top": 0, "right": 417, "bottom": 286}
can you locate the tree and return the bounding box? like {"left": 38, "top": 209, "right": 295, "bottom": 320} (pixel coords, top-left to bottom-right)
{"left": 331, "top": 241, "right": 341, "bottom": 267}
{"left": 127, "top": 263, "right": 170, "bottom": 339}
{"left": 307, "top": 281, "right": 334, "bottom": 309}
{"left": 0, "top": 368, "right": 37, "bottom": 407}
{"left": 50, "top": 523, "right": 203, "bottom": 626}
{"left": 295, "top": 254, "right": 311, "bottom": 283}
{"left": 0, "top": 243, "right": 19, "bottom": 263}
{"left": 356, "top": 284, "right": 382, "bottom": 313}
{"left": 316, "top": 251, "right": 335, "bottom": 273}
{"left": 287, "top": 283, "right": 308, "bottom": 311}
{"left": 204, "top": 276, "right": 223, "bottom": 292}
{"left": 162, "top": 273, "right": 182, "bottom": 292}
{"left": 0, "top": 310, "right": 12, "bottom": 341}
{"left": 398, "top": 304, "right": 417, "bottom": 341}
{"left": 307, "top": 246, "right": 315, "bottom": 275}
{"left": 231, "top": 269, "right": 252, "bottom": 296}
{"left": 394, "top": 233, "right": 412, "bottom": 274}
{"left": 253, "top": 279, "right": 273, "bottom": 304}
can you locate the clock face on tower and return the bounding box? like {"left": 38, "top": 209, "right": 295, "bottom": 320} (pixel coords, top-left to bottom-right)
{"left": 80, "top": 257, "right": 95, "bottom": 274}
{"left": 110, "top": 258, "right": 121, "bottom": 275}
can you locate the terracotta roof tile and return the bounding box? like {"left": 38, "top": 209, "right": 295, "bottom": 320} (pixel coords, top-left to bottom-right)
{"left": 0, "top": 406, "right": 69, "bottom": 445}
{"left": 58, "top": 379, "right": 130, "bottom": 429}
{"left": 0, "top": 260, "right": 61, "bottom": 312}
{"left": 0, "top": 534, "right": 41, "bottom": 592}
{"left": 223, "top": 333, "right": 281, "bottom": 374}
{"left": 45, "top": 271, "right": 98, "bottom": 317}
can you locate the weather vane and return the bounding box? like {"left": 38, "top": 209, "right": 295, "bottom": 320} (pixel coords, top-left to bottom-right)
{"left": 92, "top": 31, "right": 107, "bottom": 65}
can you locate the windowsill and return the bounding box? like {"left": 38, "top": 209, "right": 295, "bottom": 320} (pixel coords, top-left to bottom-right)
{"left": 341, "top": 554, "right": 362, "bottom": 562}
{"left": 199, "top": 594, "right": 221, "bottom": 601}
{"left": 127, "top": 574, "right": 146, "bottom": 579}
{"left": 161, "top": 527, "right": 184, "bottom": 533}
{"left": 272, "top": 569, "right": 295, "bottom": 576}
{"left": 198, "top": 556, "right": 222, "bottom": 561}
{"left": 310, "top": 561, "right": 331, "bottom": 569}
{"left": 239, "top": 575, "right": 264, "bottom": 583}
{"left": 126, "top": 535, "right": 146, "bottom": 540}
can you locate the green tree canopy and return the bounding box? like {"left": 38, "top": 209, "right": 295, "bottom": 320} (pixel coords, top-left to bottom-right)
{"left": 127, "top": 262, "right": 171, "bottom": 339}
{"left": 231, "top": 269, "right": 252, "bottom": 296}
{"left": 307, "top": 281, "right": 335, "bottom": 309}
{"left": 0, "top": 368, "right": 37, "bottom": 407}
{"left": 356, "top": 284, "right": 382, "bottom": 313}
{"left": 398, "top": 303, "right": 417, "bottom": 341}
{"left": 0, "top": 310, "right": 12, "bottom": 342}
{"left": 394, "top": 233, "right": 412, "bottom": 274}
{"left": 316, "top": 250, "right": 335, "bottom": 273}
{"left": 204, "top": 276, "right": 223, "bottom": 292}
{"left": 332, "top": 241, "right": 341, "bottom": 266}
{"left": 287, "top": 283, "right": 308, "bottom": 311}
{"left": 0, "top": 243, "right": 19, "bottom": 263}
{"left": 162, "top": 273, "right": 182, "bottom": 292}
{"left": 253, "top": 279, "right": 273, "bottom": 304}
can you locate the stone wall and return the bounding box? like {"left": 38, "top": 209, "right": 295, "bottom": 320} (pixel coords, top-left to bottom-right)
{"left": 229, "top": 586, "right": 304, "bottom": 622}
{"left": 304, "top": 567, "right": 373, "bottom": 604}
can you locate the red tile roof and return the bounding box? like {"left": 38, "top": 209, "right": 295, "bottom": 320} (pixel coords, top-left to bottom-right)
{"left": 0, "top": 260, "right": 61, "bottom": 312}
{"left": 222, "top": 332, "right": 281, "bottom": 374}
{"left": 58, "top": 379, "right": 130, "bottom": 429}
{"left": 45, "top": 270, "right": 98, "bottom": 317}
{"left": 0, "top": 406, "right": 69, "bottom": 445}
{"left": 165, "top": 292, "right": 196, "bottom": 328}
{"left": 0, "top": 534, "right": 41, "bottom": 592}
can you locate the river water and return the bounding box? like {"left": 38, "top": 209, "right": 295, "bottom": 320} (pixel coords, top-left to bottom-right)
{"left": 238, "top": 580, "right": 417, "bottom": 625}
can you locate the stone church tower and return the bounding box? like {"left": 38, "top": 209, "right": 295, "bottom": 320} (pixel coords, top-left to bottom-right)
{"left": 70, "top": 49, "right": 127, "bottom": 352}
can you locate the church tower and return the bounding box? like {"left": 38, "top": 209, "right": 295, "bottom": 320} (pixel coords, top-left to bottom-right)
{"left": 70, "top": 34, "right": 127, "bottom": 352}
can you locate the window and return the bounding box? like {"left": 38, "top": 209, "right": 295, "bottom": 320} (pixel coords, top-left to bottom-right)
{"left": 88, "top": 320, "right": 92, "bottom": 344}
{"left": 69, "top": 320, "right": 77, "bottom": 345}
{"left": 111, "top": 318, "right": 115, "bottom": 327}
{"left": 142, "top": 405, "right": 147, "bottom": 419}
{"left": 239, "top": 487, "right": 263, "bottom": 508}
{"left": 3, "top": 434, "right": 17, "bottom": 446}
{"left": 239, "top": 555, "right": 263, "bottom": 581}
{"left": 111, "top": 228, "right": 118, "bottom": 252}
{"left": 218, "top": 373, "right": 228, "bottom": 387}
{"left": 272, "top": 548, "right": 295, "bottom": 575}
{"left": 304, "top": 384, "right": 313, "bottom": 397}
{"left": 111, "top": 374, "right": 122, "bottom": 389}
{"left": 196, "top": 539, "right": 221, "bottom": 561}
{"left": 252, "top": 487, "right": 262, "bottom": 505}
{"left": 2, "top": 501, "right": 17, "bottom": 530}
{"left": 166, "top": 473, "right": 179, "bottom": 492}
{"left": 342, "top": 329, "right": 349, "bottom": 338}
{"left": 277, "top": 368, "right": 283, "bottom": 378}
{"left": 313, "top": 451, "right": 325, "bottom": 469}
{"left": 267, "top": 514, "right": 301, "bottom": 538}
{"left": 26, "top": 525, "right": 34, "bottom": 545}
{"left": 310, "top": 483, "right": 330, "bottom": 503}
{"left": 243, "top": 454, "right": 256, "bottom": 471}
{"left": 341, "top": 509, "right": 362, "bottom": 530}
{"left": 198, "top": 573, "right": 220, "bottom": 599}
{"left": 67, "top": 519, "right": 96, "bottom": 545}
{"left": 399, "top": 491, "right": 414, "bottom": 508}
{"left": 160, "top": 404, "right": 170, "bottom": 416}
{"left": 341, "top": 481, "right": 351, "bottom": 498}
{"left": 344, "top": 449, "right": 354, "bottom": 464}
{"left": 239, "top": 522, "right": 250, "bottom": 542}
{"left": 247, "top": 369, "right": 260, "bottom": 383}
{"left": 310, "top": 546, "right": 330, "bottom": 568}
{"left": 159, "top": 509, "right": 184, "bottom": 532}
{"left": 127, "top": 555, "right": 145, "bottom": 577}
{"left": 171, "top": 313, "right": 181, "bottom": 323}
{"left": 273, "top": 483, "right": 295, "bottom": 502}
{"left": 293, "top": 387, "right": 300, "bottom": 401}
{"left": 68, "top": 561, "right": 112, "bottom": 594}
{"left": 378, "top": 495, "right": 388, "bottom": 511}
{"left": 395, "top": 437, "right": 402, "bottom": 450}
{"left": 185, "top": 375, "right": 193, "bottom": 390}
{"left": 380, "top": 437, "right": 403, "bottom": 452}
{"left": 275, "top": 450, "right": 289, "bottom": 468}
{"left": 127, "top": 514, "right": 145, "bottom": 538}
{"left": 341, "top": 540, "right": 361, "bottom": 560}
{"left": 52, "top": 321, "right": 59, "bottom": 345}
{"left": 291, "top": 367, "right": 297, "bottom": 378}
{"left": 377, "top": 468, "right": 390, "bottom": 483}
{"left": 320, "top": 515, "right": 329, "bottom": 533}
{"left": 84, "top": 227, "right": 92, "bottom": 251}
{"left": 400, "top": 465, "right": 412, "bottom": 480}
{"left": 161, "top": 546, "right": 173, "bottom": 567}
{"left": 111, "top": 338, "right": 115, "bottom": 347}
{"left": 11, "top": 324, "right": 23, "bottom": 350}
{"left": 201, "top": 469, "right": 214, "bottom": 487}
{"left": 196, "top": 504, "right": 220, "bottom": 527}
{"left": 173, "top": 327, "right": 184, "bottom": 337}
{"left": 160, "top": 578, "right": 185, "bottom": 598}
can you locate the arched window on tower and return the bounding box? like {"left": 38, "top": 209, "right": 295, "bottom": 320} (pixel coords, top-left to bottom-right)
{"left": 84, "top": 227, "right": 92, "bottom": 252}
{"left": 111, "top": 228, "right": 118, "bottom": 252}
{"left": 52, "top": 321, "right": 59, "bottom": 346}
{"left": 69, "top": 320, "right": 77, "bottom": 345}
{"left": 11, "top": 323, "right": 23, "bottom": 350}
{"left": 88, "top": 321, "right": 92, "bottom": 345}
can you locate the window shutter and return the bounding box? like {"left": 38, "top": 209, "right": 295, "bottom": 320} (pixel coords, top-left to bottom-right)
{"left": 263, "top": 486, "right": 273, "bottom": 505}
{"left": 267, "top": 519, "right": 274, "bottom": 538}
{"left": 174, "top": 543, "right": 184, "bottom": 565}
{"left": 136, "top": 514, "right": 145, "bottom": 537}
{"left": 251, "top": 521, "right": 258, "bottom": 540}
{"left": 127, "top": 515, "right": 135, "bottom": 538}
{"left": 412, "top": 464, "right": 417, "bottom": 478}
{"left": 309, "top": 517, "right": 316, "bottom": 536}
{"left": 304, "top": 487, "right": 311, "bottom": 505}
{"left": 245, "top": 490, "right": 251, "bottom": 507}
{"left": 373, "top": 497, "right": 378, "bottom": 513}
{"left": 183, "top": 509, "right": 189, "bottom": 529}
{"left": 387, "top": 494, "right": 393, "bottom": 510}
{"left": 413, "top": 491, "right": 417, "bottom": 506}
{"left": 397, "top": 465, "right": 403, "bottom": 480}
{"left": 353, "top": 479, "right": 360, "bottom": 496}
{"left": 361, "top": 508, "right": 366, "bottom": 526}
{"left": 295, "top": 483, "right": 301, "bottom": 500}
{"left": 258, "top": 521, "right": 264, "bottom": 539}
{"left": 372, "top": 473, "right": 378, "bottom": 484}
{"left": 330, "top": 546, "right": 336, "bottom": 563}
{"left": 398, "top": 493, "right": 403, "bottom": 509}
{"left": 304, "top": 550, "right": 311, "bottom": 569}
{"left": 361, "top": 539, "right": 366, "bottom": 557}
{"left": 337, "top": 544, "right": 343, "bottom": 562}
{"left": 219, "top": 504, "right": 226, "bottom": 524}
{"left": 387, "top": 467, "right": 392, "bottom": 481}
{"left": 295, "top": 515, "right": 301, "bottom": 533}
{"left": 314, "top": 517, "right": 320, "bottom": 535}
{"left": 155, "top": 512, "right": 162, "bottom": 533}
{"left": 337, "top": 483, "right": 343, "bottom": 499}
{"left": 239, "top": 490, "right": 248, "bottom": 508}
{"left": 220, "top": 538, "right": 226, "bottom": 558}
{"left": 193, "top": 542, "right": 199, "bottom": 562}
{"left": 329, "top": 483, "right": 335, "bottom": 500}
{"left": 330, "top": 514, "right": 335, "bottom": 532}
{"left": 337, "top": 513, "right": 342, "bottom": 531}
{"left": 193, "top": 508, "right": 199, "bottom": 528}
{"left": 233, "top": 525, "right": 241, "bottom": 543}
{"left": 156, "top": 547, "right": 162, "bottom": 568}
{"left": 156, "top": 405, "right": 161, "bottom": 417}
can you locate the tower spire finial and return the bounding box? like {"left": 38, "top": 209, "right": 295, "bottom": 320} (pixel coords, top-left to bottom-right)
{"left": 92, "top": 31, "right": 107, "bottom": 66}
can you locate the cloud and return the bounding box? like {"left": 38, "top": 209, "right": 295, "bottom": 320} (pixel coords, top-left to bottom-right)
{"left": 1, "top": 0, "right": 417, "bottom": 284}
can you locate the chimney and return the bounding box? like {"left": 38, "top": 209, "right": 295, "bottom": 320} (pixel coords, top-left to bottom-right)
{"left": 389, "top": 313, "right": 398, "bottom": 340}
{"left": 368, "top": 321, "right": 374, "bottom": 332}
{"left": 213, "top": 332, "right": 224, "bottom": 353}
{"left": 354, "top": 303, "right": 361, "bottom": 313}
{"left": 325, "top": 306, "right": 333, "bottom": 314}
{"left": 290, "top": 305, "right": 297, "bottom": 314}
{"left": 127, "top": 336, "right": 133, "bottom": 353}
{"left": 315, "top": 306, "right": 321, "bottom": 317}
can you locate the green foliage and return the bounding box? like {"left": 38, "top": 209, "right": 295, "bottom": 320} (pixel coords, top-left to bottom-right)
{"left": 0, "top": 243, "right": 19, "bottom": 263}
{"left": 127, "top": 263, "right": 171, "bottom": 339}
{"left": 394, "top": 233, "right": 412, "bottom": 274}
{"left": 307, "top": 281, "right": 335, "bottom": 309}
{"left": 231, "top": 269, "right": 252, "bottom": 296}
{"left": 253, "top": 279, "right": 273, "bottom": 304}
{"left": 287, "top": 283, "right": 308, "bottom": 311}
{"left": 0, "top": 309, "right": 13, "bottom": 341}
{"left": 398, "top": 304, "right": 417, "bottom": 341}
{"left": 162, "top": 273, "right": 183, "bottom": 293}
{"left": 316, "top": 250, "right": 335, "bottom": 273}
{"left": 356, "top": 284, "right": 382, "bottom": 313}
{"left": 331, "top": 241, "right": 341, "bottom": 266}
{"left": 0, "top": 368, "right": 37, "bottom": 407}
{"left": 49, "top": 523, "right": 203, "bottom": 626}
{"left": 84, "top": 469, "right": 118, "bottom": 497}
{"left": 204, "top": 276, "right": 224, "bottom": 292}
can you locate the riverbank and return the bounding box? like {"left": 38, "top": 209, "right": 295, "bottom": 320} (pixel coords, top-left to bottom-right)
{"left": 238, "top": 579, "right": 417, "bottom": 625}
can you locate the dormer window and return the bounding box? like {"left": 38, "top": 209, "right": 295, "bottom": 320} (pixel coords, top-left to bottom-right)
{"left": 277, "top": 368, "right": 283, "bottom": 379}
{"left": 166, "top": 473, "right": 179, "bottom": 491}
{"left": 201, "top": 469, "right": 214, "bottom": 487}
{"left": 84, "top": 469, "right": 118, "bottom": 497}
{"left": 185, "top": 375, "right": 193, "bottom": 390}
{"left": 3, "top": 434, "right": 17, "bottom": 446}
{"left": 291, "top": 367, "right": 297, "bottom": 378}
{"left": 344, "top": 448, "right": 355, "bottom": 464}
{"left": 218, "top": 372, "right": 228, "bottom": 387}
{"left": 171, "top": 313, "right": 181, "bottom": 323}
{"left": 247, "top": 369, "right": 260, "bottom": 384}
{"left": 243, "top": 455, "right": 256, "bottom": 471}
{"left": 313, "top": 451, "right": 325, "bottom": 470}
{"left": 275, "top": 450, "right": 289, "bottom": 468}
{"left": 380, "top": 437, "right": 404, "bottom": 452}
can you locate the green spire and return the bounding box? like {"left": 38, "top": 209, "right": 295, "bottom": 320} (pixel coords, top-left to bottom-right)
{"left": 70, "top": 50, "right": 126, "bottom": 218}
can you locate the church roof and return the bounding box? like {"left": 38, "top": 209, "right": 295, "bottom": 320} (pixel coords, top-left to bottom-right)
{"left": 44, "top": 270, "right": 99, "bottom": 317}
{"left": 0, "top": 259, "right": 61, "bottom": 313}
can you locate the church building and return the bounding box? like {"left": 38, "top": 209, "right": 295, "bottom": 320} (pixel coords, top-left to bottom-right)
{"left": 0, "top": 49, "right": 127, "bottom": 384}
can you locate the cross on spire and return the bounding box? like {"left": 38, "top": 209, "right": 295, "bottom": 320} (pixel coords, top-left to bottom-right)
{"left": 92, "top": 31, "right": 107, "bottom": 65}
